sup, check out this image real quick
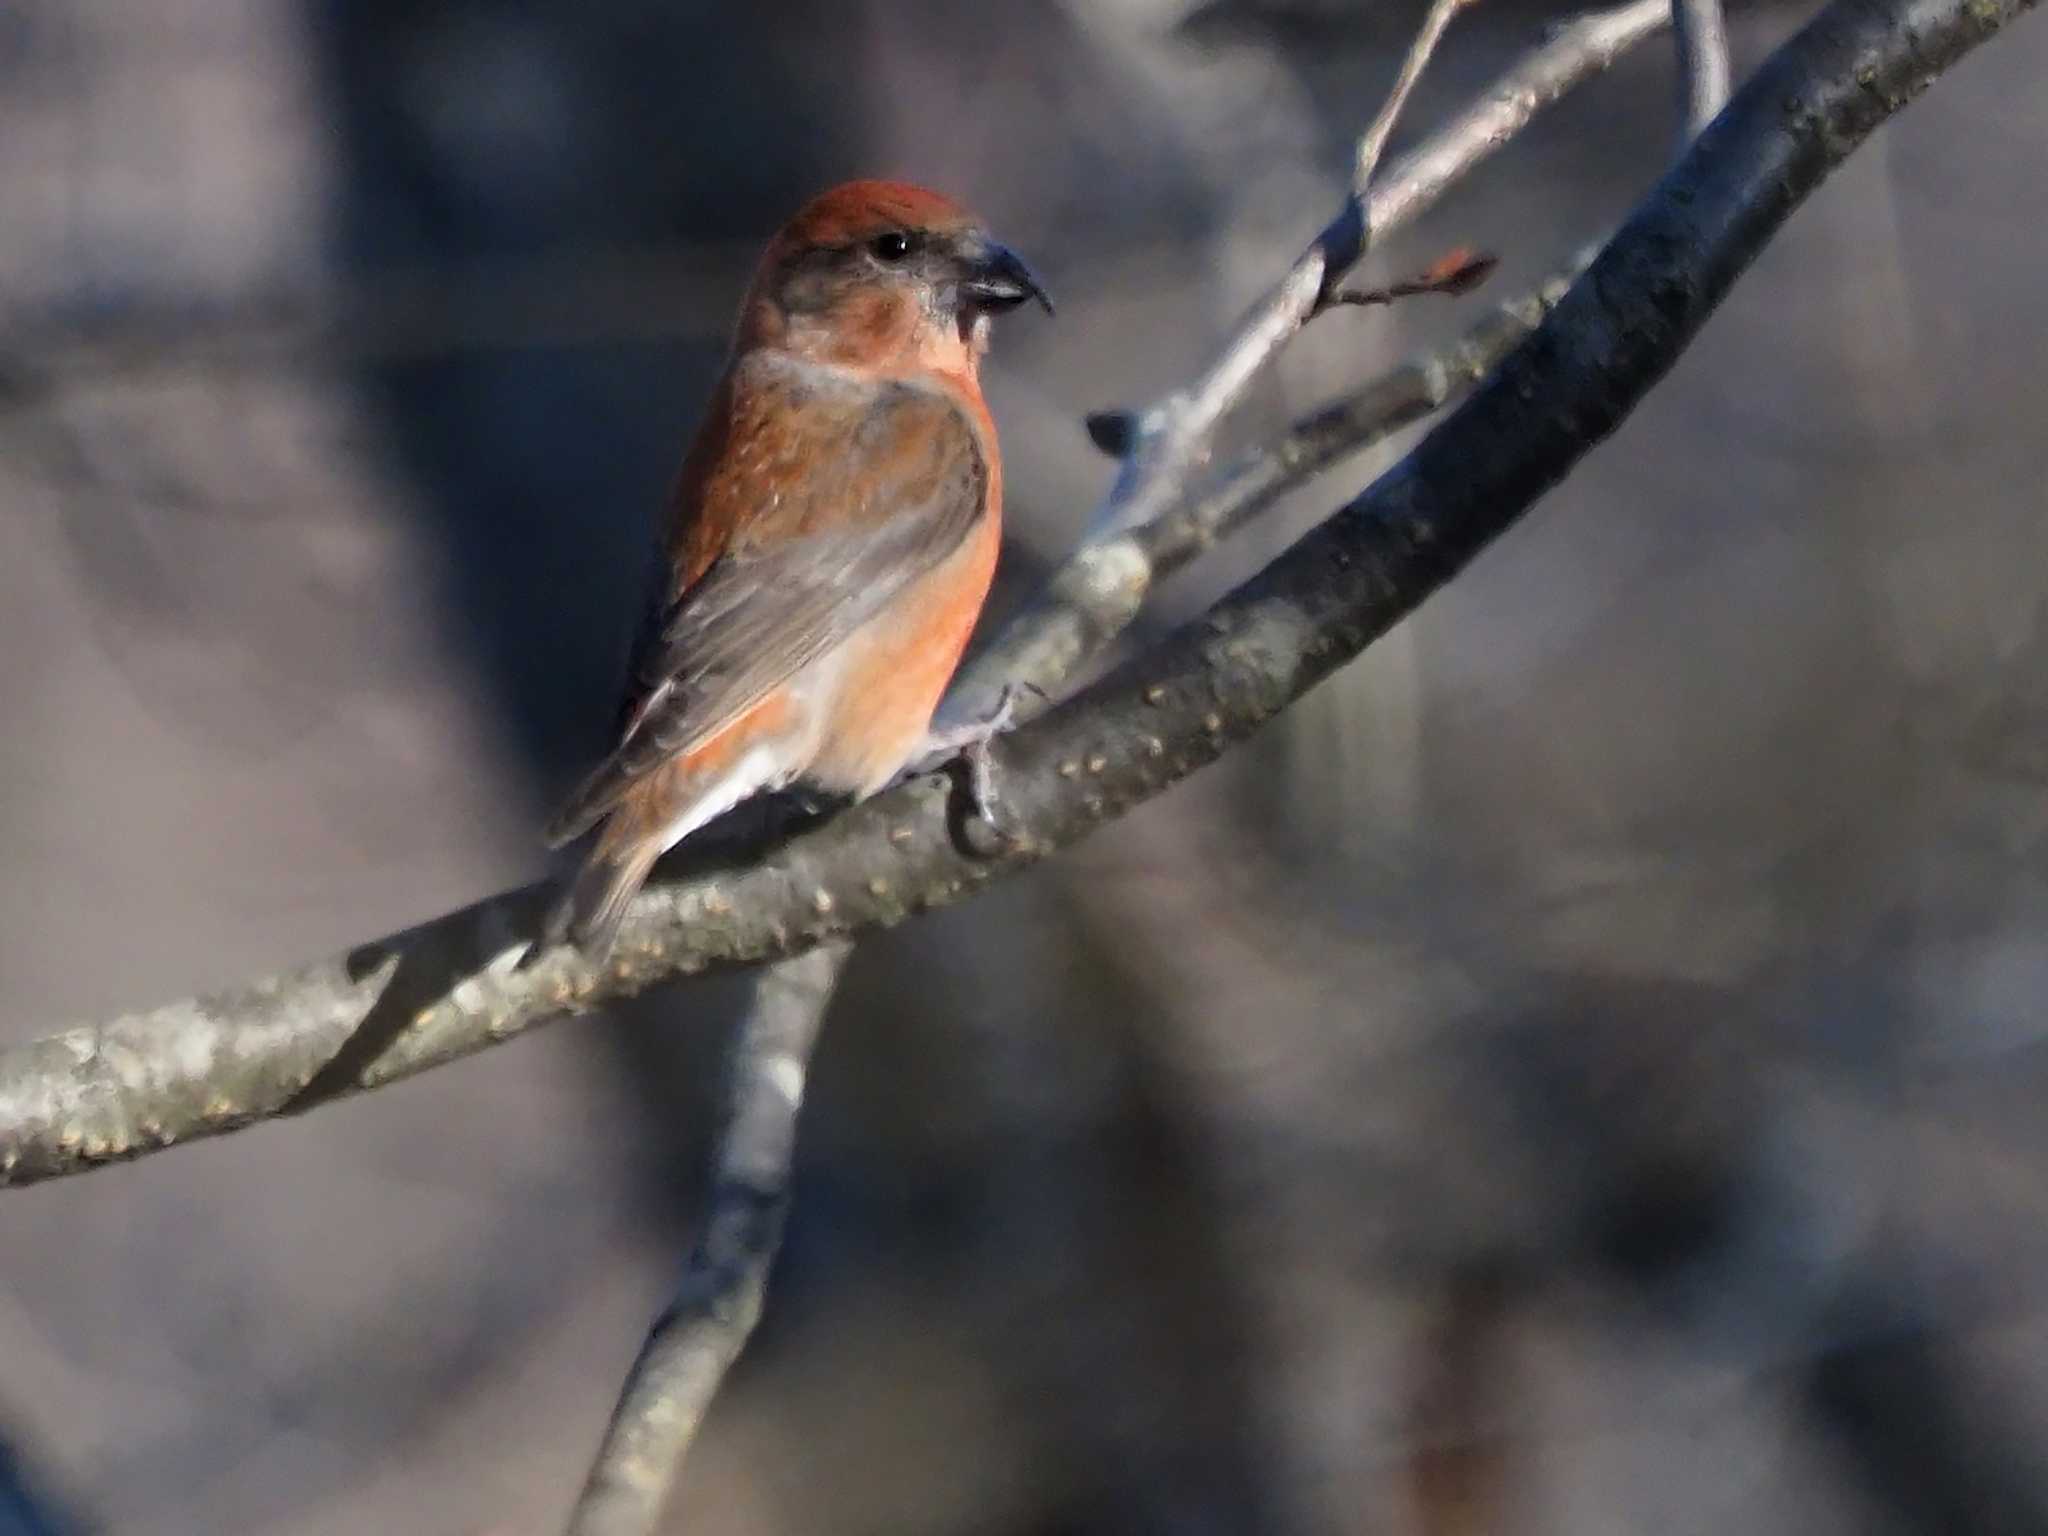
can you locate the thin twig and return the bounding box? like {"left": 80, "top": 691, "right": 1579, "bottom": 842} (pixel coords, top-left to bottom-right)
{"left": 1356, "top": 0, "right": 1484, "bottom": 196}
{"left": 1363, "top": 0, "right": 1670, "bottom": 232}
{"left": 1674, "top": 0, "right": 1734, "bottom": 141}
{"left": 1326, "top": 248, "right": 1500, "bottom": 310}
{"left": 566, "top": 943, "right": 845, "bottom": 1536}
{"left": 1080, "top": 0, "right": 1670, "bottom": 546}
{"left": 1139, "top": 250, "right": 1592, "bottom": 579}
{"left": 945, "top": 250, "right": 1592, "bottom": 732}
{"left": 947, "top": 0, "right": 1671, "bottom": 730}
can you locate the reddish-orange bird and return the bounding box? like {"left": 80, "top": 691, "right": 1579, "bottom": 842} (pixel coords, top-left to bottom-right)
{"left": 544, "top": 180, "right": 1051, "bottom": 955}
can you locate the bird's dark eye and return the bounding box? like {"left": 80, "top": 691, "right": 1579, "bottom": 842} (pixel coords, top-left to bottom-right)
{"left": 869, "top": 230, "right": 916, "bottom": 263}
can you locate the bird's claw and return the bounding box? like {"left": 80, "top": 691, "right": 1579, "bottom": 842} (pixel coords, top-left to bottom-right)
{"left": 918, "top": 682, "right": 1036, "bottom": 834}
{"left": 961, "top": 736, "right": 1002, "bottom": 829}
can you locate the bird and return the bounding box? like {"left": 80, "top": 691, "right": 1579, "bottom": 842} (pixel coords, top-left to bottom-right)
{"left": 542, "top": 179, "right": 1051, "bottom": 957}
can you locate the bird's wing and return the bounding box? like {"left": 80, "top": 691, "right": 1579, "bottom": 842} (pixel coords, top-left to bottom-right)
{"left": 545, "top": 375, "right": 990, "bottom": 846}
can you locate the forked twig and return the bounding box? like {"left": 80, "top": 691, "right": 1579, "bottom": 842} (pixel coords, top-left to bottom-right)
{"left": 1357, "top": 0, "right": 1486, "bottom": 196}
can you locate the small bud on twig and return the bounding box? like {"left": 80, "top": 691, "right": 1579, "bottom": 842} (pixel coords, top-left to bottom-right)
{"left": 1323, "top": 247, "right": 1500, "bottom": 313}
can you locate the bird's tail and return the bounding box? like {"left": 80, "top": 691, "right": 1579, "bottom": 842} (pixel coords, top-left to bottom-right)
{"left": 542, "top": 741, "right": 787, "bottom": 960}
{"left": 543, "top": 838, "right": 663, "bottom": 960}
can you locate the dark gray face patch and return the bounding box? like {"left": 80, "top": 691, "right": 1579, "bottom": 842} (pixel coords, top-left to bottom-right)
{"left": 773, "top": 233, "right": 961, "bottom": 319}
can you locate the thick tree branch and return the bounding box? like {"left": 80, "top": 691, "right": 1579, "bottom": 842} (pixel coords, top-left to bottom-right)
{"left": 1, "top": 0, "right": 2032, "bottom": 1193}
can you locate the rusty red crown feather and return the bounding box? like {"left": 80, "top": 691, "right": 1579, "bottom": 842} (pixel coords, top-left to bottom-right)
{"left": 769, "top": 179, "right": 978, "bottom": 255}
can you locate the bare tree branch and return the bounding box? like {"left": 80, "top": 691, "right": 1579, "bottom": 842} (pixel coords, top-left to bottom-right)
{"left": 0, "top": 0, "right": 2032, "bottom": 1197}
{"left": 948, "top": 248, "right": 1594, "bottom": 724}
{"left": 944, "top": 0, "right": 1670, "bottom": 726}
{"left": 1675, "top": 0, "right": 1735, "bottom": 142}
{"left": 565, "top": 943, "right": 845, "bottom": 1536}
{"left": 1355, "top": 0, "right": 1483, "bottom": 196}
{"left": 1079, "top": 0, "right": 1671, "bottom": 546}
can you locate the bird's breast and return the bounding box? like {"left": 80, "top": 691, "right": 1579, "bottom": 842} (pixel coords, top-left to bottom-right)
{"left": 804, "top": 507, "right": 1001, "bottom": 797}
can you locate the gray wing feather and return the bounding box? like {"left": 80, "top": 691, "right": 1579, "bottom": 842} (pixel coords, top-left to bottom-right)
{"left": 546, "top": 383, "right": 987, "bottom": 846}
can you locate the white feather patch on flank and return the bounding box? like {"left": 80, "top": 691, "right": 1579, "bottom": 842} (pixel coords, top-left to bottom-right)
{"left": 653, "top": 744, "right": 791, "bottom": 856}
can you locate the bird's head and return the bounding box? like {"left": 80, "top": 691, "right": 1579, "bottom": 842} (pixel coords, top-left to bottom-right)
{"left": 739, "top": 180, "right": 1051, "bottom": 374}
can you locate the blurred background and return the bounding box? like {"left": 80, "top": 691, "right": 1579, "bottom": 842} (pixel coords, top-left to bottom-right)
{"left": 4, "top": 0, "right": 2048, "bottom": 1531}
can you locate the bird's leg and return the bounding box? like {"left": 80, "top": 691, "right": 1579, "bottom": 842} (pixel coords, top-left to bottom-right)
{"left": 909, "top": 682, "right": 1036, "bottom": 828}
